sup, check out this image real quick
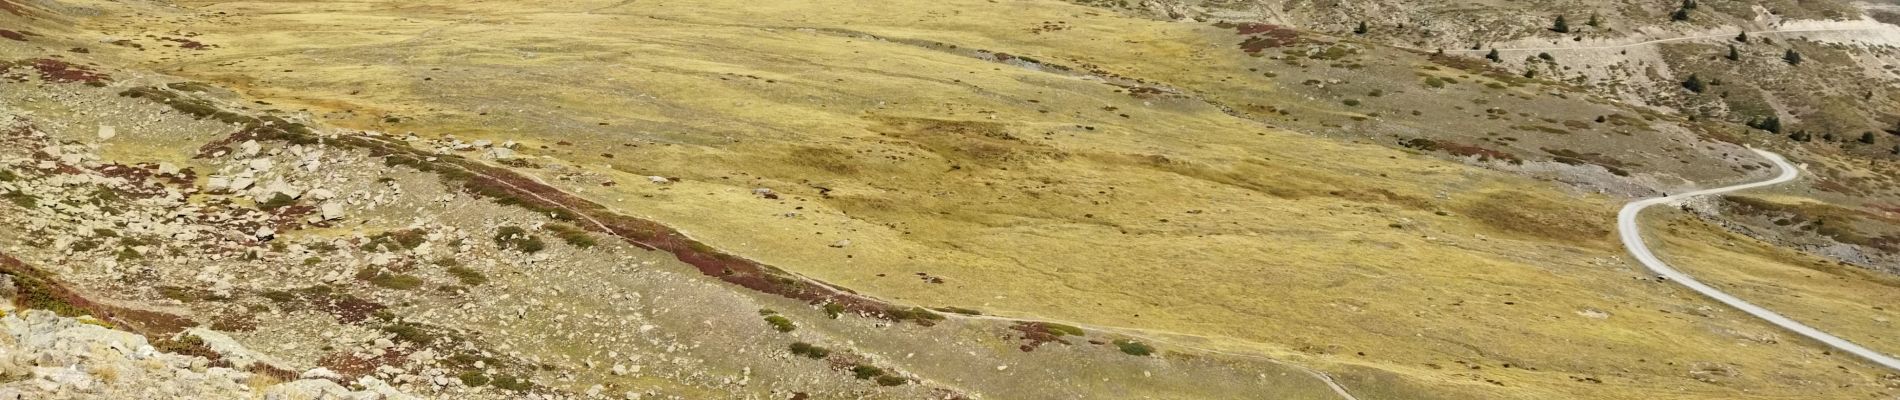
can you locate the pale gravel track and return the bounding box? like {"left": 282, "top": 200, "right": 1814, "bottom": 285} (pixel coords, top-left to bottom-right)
{"left": 1618, "top": 148, "right": 1900, "bottom": 371}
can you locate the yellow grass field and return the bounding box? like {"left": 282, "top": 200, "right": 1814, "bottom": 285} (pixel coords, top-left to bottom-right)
{"left": 23, "top": 0, "right": 1900, "bottom": 398}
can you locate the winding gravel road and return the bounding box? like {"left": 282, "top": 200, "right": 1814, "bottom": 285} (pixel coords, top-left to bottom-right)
{"left": 1619, "top": 148, "right": 1900, "bottom": 371}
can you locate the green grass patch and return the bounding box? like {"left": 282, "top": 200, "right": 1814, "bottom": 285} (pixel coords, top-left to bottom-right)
{"left": 490, "top": 374, "right": 533, "bottom": 391}
{"left": 457, "top": 371, "right": 490, "bottom": 387}
{"left": 257, "top": 193, "right": 296, "bottom": 210}
{"left": 358, "top": 267, "right": 424, "bottom": 290}
{"left": 545, "top": 223, "right": 597, "bottom": 249}
{"left": 446, "top": 266, "right": 488, "bottom": 286}
{"left": 851, "top": 364, "right": 885, "bottom": 380}
{"left": 361, "top": 229, "right": 428, "bottom": 252}
{"left": 788, "top": 342, "right": 830, "bottom": 358}
{"left": 493, "top": 226, "right": 546, "bottom": 253}
{"left": 1113, "top": 339, "right": 1154, "bottom": 356}
{"left": 764, "top": 315, "right": 796, "bottom": 332}
{"left": 4, "top": 191, "right": 38, "bottom": 208}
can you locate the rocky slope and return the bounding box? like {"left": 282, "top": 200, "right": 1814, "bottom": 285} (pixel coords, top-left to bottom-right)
{"left": 0, "top": 307, "right": 414, "bottom": 400}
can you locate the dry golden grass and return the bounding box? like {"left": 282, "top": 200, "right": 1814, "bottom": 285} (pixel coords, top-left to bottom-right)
{"left": 33, "top": 0, "right": 1900, "bottom": 398}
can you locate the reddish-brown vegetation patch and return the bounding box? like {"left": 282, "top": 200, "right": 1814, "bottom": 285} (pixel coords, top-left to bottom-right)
{"left": 1543, "top": 148, "right": 1633, "bottom": 176}
{"left": 317, "top": 347, "right": 413, "bottom": 380}
{"left": 0, "top": 252, "right": 198, "bottom": 336}
{"left": 2, "top": 59, "right": 111, "bottom": 86}
{"left": 1400, "top": 138, "right": 1521, "bottom": 164}
{"left": 1008, "top": 322, "right": 1076, "bottom": 351}
{"left": 1215, "top": 22, "right": 1301, "bottom": 54}
{"left": 0, "top": 30, "right": 25, "bottom": 41}
{"left": 346, "top": 135, "right": 915, "bottom": 321}
{"left": 122, "top": 86, "right": 938, "bottom": 325}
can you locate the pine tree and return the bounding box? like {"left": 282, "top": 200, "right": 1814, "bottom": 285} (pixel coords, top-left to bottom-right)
{"left": 1354, "top": 21, "right": 1368, "bottom": 35}
{"left": 1790, "top": 130, "right": 1811, "bottom": 142}
{"left": 1726, "top": 45, "right": 1740, "bottom": 61}
{"left": 1682, "top": 74, "right": 1706, "bottom": 93}
{"left": 1672, "top": 8, "right": 1691, "bottom": 21}
{"left": 1553, "top": 15, "right": 1570, "bottom": 33}
{"left": 1861, "top": 131, "right": 1878, "bottom": 144}
{"left": 1682, "top": 0, "right": 1697, "bottom": 9}
{"left": 1486, "top": 49, "right": 1501, "bottom": 62}
{"left": 1735, "top": 31, "right": 1748, "bottom": 43}
{"left": 1524, "top": 69, "right": 1537, "bottom": 78}
{"left": 1587, "top": 13, "right": 1601, "bottom": 28}
{"left": 1783, "top": 50, "right": 1803, "bottom": 65}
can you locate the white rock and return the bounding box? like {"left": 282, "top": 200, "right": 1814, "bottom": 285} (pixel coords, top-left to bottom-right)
{"left": 646, "top": 176, "right": 669, "bottom": 184}
{"left": 300, "top": 368, "right": 343, "bottom": 381}
{"left": 488, "top": 147, "right": 514, "bottom": 160}
{"left": 97, "top": 125, "right": 117, "bottom": 140}
{"left": 238, "top": 140, "right": 262, "bottom": 158}
{"left": 254, "top": 226, "right": 275, "bottom": 240}
{"left": 319, "top": 202, "right": 344, "bottom": 221}
{"left": 228, "top": 178, "right": 255, "bottom": 191}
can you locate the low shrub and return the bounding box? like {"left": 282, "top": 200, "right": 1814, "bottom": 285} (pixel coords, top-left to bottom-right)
{"left": 1114, "top": 339, "right": 1154, "bottom": 356}
{"left": 446, "top": 266, "right": 488, "bottom": 286}
{"left": 764, "top": 315, "right": 796, "bottom": 332}
{"left": 545, "top": 223, "right": 597, "bottom": 249}
{"left": 788, "top": 342, "right": 829, "bottom": 358}
{"left": 457, "top": 371, "right": 489, "bottom": 387}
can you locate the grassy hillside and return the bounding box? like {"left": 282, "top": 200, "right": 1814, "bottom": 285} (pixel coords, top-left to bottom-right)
{"left": 2, "top": 0, "right": 1899, "bottom": 398}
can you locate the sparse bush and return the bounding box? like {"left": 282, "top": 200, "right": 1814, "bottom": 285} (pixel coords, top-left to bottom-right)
{"left": 1681, "top": 74, "right": 1706, "bottom": 93}
{"left": 302, "top": 257, "right": 322, "bottom": 266}
{"left": 1113, "top": 339, "right": 1154, "bottom": 356}
{"left": 764, "top": 315, "right": 796, "bottom": 332}
{"left": 887, "top": 307, "right": 944, "bottom": 323}
{"left": 0, "top": 169, "right": 16, "bottom": 182}
{"left": 260, "top": 290, "right": 298, "bottom": 303}
{"left": 380, "top": 322, "right": 436, "bottom": 344}
{"left": 359, "top": 267, "right": 424, "bottom": 290}
{"left": 823, "top": 303, "right": 846, "bottom": 319}
{"left": 1044, "top": 323, "right": 1086, "bottom": 336}
{"left": 493, "top": 226, "right": 546, "bottom": 253}
{"left": 114, "top": 248, "right": 141, "bottom": 261}
{"left": 457, "top": 371, "right": 489, "bottom": 387}
{"left": 1342, "top": 99, "right": 1361, "bottom": 106}
{"left": 876, "top": 375, "right": 907, "bottom": 386}
{"left": 851, "top": 364, "right": 885, "bottom": 380}
{"left": 490, "top": 374, "right": 532, "bottom": 391}
{"left": 446, "top": 266, "right": 488, "bottom": 286}
{"left": 361, "top": 229, "right": 427, "bottom": 252}
{"left": 4, "top": 192, "right": 38, "bottom": 208}
{"left": 545, "top": 223, "right": 597, "bottom": 249}
{"left": 788, "top": 342, "right": 830, "bottom": 358}
{"left": 257, "top": 193, "right": 296, "bottom": 210}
